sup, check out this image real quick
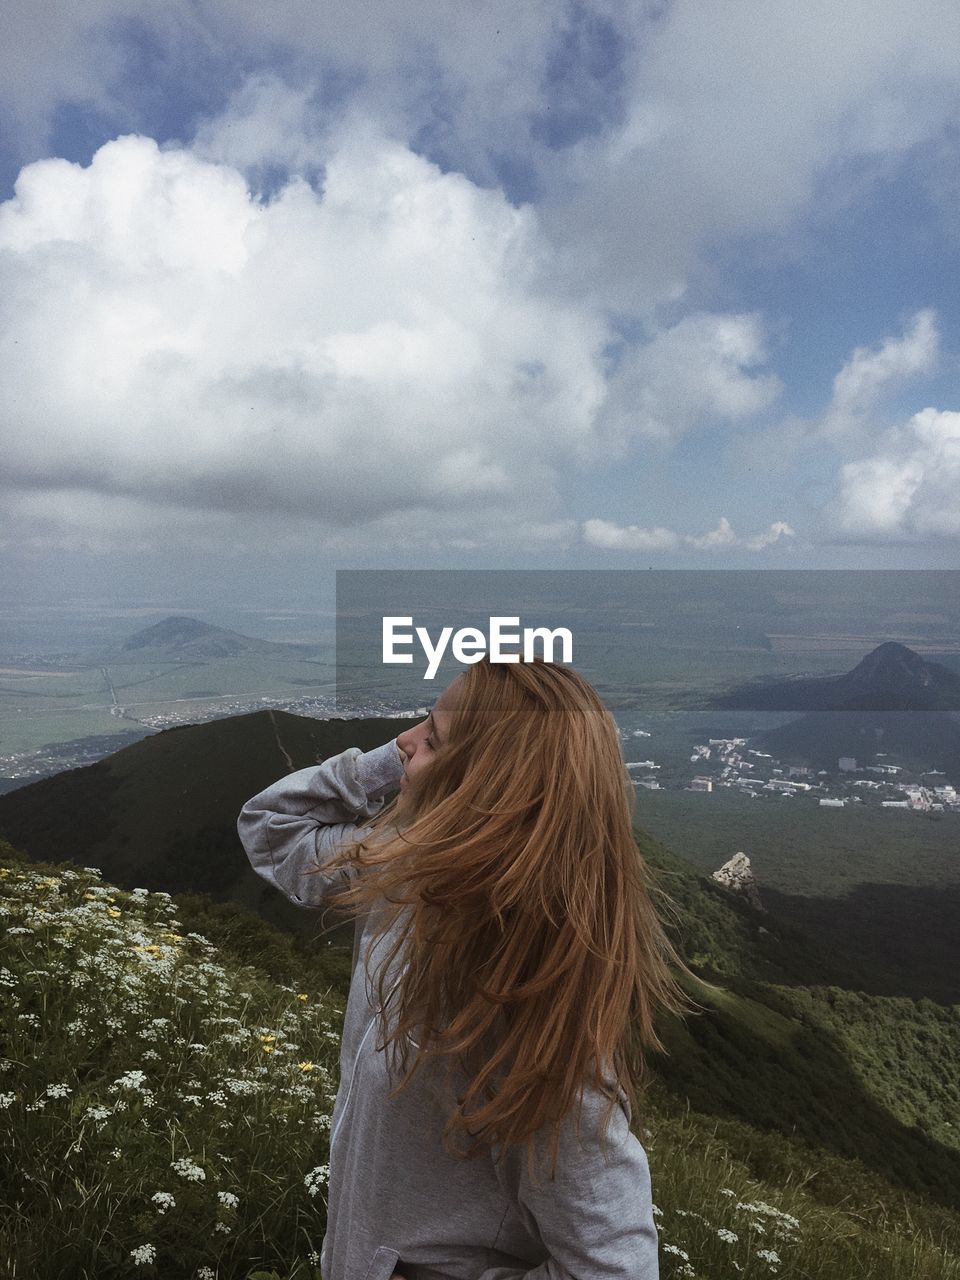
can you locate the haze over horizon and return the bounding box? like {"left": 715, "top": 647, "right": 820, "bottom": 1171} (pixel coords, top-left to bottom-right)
{"left": 3, "top": 3, "right": 960, "bottom": 607}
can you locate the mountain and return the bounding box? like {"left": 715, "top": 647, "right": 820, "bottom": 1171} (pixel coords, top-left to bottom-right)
{"left": 3, "top": 717, "right": 960, "bottom": 1240}
{"left": 0, "top": 709, "right": 417, "bottom": 937}
{"left": 712, "top": 641, "right": 960, "bottom": 711}
{"left": 0, "top": 707, "right": 850, "bottom": 981}
{"left": 115, "top": 614, "right": 304, "bottom": 659}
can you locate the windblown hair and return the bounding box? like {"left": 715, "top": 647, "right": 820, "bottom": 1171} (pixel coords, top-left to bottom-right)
{"left": 307, "top": 658, "right": 704, "bottom": 1184}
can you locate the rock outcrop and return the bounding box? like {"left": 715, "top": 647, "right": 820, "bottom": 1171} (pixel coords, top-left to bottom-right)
{"left": 712, "top": 851, "right": 765, "bottom": 912}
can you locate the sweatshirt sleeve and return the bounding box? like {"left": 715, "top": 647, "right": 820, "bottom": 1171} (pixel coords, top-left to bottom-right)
{"left": 237, "top": 739, "right": 404, "bottom": 910}
{"left": 480, "top": 1081, "right": 660, "bottom": 1280}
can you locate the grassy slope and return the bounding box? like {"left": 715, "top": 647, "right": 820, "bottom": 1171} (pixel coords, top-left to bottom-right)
{"left": 632, "top": 828, "right": 960, "bottom": 1218}
{"left": 2, "top": 841, "right": 958, "bottom": 1280}
{"left": 2, "top": 713, "right": 959, "bottom": 1232}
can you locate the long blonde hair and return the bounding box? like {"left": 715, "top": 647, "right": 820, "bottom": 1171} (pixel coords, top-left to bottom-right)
{"left": 308, "top": 657, "right": 703, "bottom": 1184}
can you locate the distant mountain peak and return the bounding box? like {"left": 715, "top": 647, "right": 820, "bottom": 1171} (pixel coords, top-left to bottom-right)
{"left": 118, "top": 615, "right": 296, "bottom": 659}
{"left": 714, "top": 640, "right": 960, "bottom": 712}
{"left": 847, "top": 642, "right": 930, "bottom": 685}
{"left": 122, "top": 616, "right": 238, "bottom": 651}
{"left": 122, "top": 617, "right": 222, "bottom": 650}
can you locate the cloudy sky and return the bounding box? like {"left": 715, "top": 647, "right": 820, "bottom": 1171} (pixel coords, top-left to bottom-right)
{"left": 2, "top": 0, "right": 960, "bottom": 604}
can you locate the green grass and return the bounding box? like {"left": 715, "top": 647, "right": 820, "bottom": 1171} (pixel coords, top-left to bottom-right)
{"left": 643, "top": 1094, "right": 960, "bottom": 1280}
{"left": 0, "top": 844, "right": 341, "bottom": 1279}
{"left": 3, "top": 840, "right": 960, "bottom": 1279}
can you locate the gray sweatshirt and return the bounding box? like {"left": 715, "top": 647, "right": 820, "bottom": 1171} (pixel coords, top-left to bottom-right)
{"left": 238, "top": 740, "right": 660, "bottom": 1280}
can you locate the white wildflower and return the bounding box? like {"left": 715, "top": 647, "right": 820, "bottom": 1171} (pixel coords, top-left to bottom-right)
{"left": 151, "top": 1191, "right": 176, "bottom": 1213}
{"left": 130, "top": 1243, "right": 156, "bottom": 1265}
{"left": 111, "top": 1070, "right": 148, "bottom": 1092}
{"left": 304, "top": 1165, "right": 329, "bottom": 1198}
{"left": 217, "top": 1191, "right": 239, "bottom": 1210}
{"left": 171, "top": 1158, "right": 205, "bottom": 1182}
{"left": 736, "top": 1200, "right": 800, "bottom": 1230}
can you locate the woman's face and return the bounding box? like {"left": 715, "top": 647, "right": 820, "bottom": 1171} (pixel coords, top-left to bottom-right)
{"left": 396, "top": 676, "right": 462, "bottom": 791}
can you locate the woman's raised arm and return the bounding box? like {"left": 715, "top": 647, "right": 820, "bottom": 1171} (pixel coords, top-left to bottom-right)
{"left": 237, "top": 739, "right": 403, "bottom": 910}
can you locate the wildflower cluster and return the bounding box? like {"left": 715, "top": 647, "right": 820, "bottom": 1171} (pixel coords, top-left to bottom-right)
{"left": 657, "top": 1184, "right": 802, "bottom": 1276}
{"left": 0, "top": 856, "right": 344, "bottom": 1276}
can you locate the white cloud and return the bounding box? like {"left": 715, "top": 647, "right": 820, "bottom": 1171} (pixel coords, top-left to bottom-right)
{"left": 0, "top": 1, "right": 566, "bottom": 175}
{"left": 582, "top": 516, "right": 796, "bottom": 552}
{"left": 600, "top": 312, "right": 781, "bottom": 446}
{"left": 686, "top": 517, "right": 739, "bottom": 550}
{"left": 582, "top": 520, "right": 681, "bottom": 552}
{"left": 741, "top": 520, "right": 797, "bottom": 551}
{"left": 538, "top": 1, "right": 960, "bottom": 306}
{"left": 830, "top": 407, "right": 960, "bottom": 539}
{"left": 0, "top": 128, "right": 610, "bottom": 549}
{"left": 6, "top": 3, "right": 960, "bottom": 311}
{"left": 819, "top": 309, "right": 939, "bottom": 437}
{"left": 191, "top": 75, "right": 331, "bottom": 179}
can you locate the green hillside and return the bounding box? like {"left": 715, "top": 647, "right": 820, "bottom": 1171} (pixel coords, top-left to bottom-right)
{"left": 632, "top": 828, "right": 960, "bottom": 1213}
{"left": 631, "top": 786, "right": 960, "bottom": 1003}
{"left": 3, "top": 711, "right": 960, "bottom": 1271}
{"left": 2, "top": 841, "right": 958, "bottom": 1280}
{"left": 0, "top": 710, "right": 418, "bottom": 937}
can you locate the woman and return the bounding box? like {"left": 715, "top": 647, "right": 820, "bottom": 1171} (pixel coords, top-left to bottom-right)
{"left": 238, "top": 658, "right": 701, "bottom": 1280}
